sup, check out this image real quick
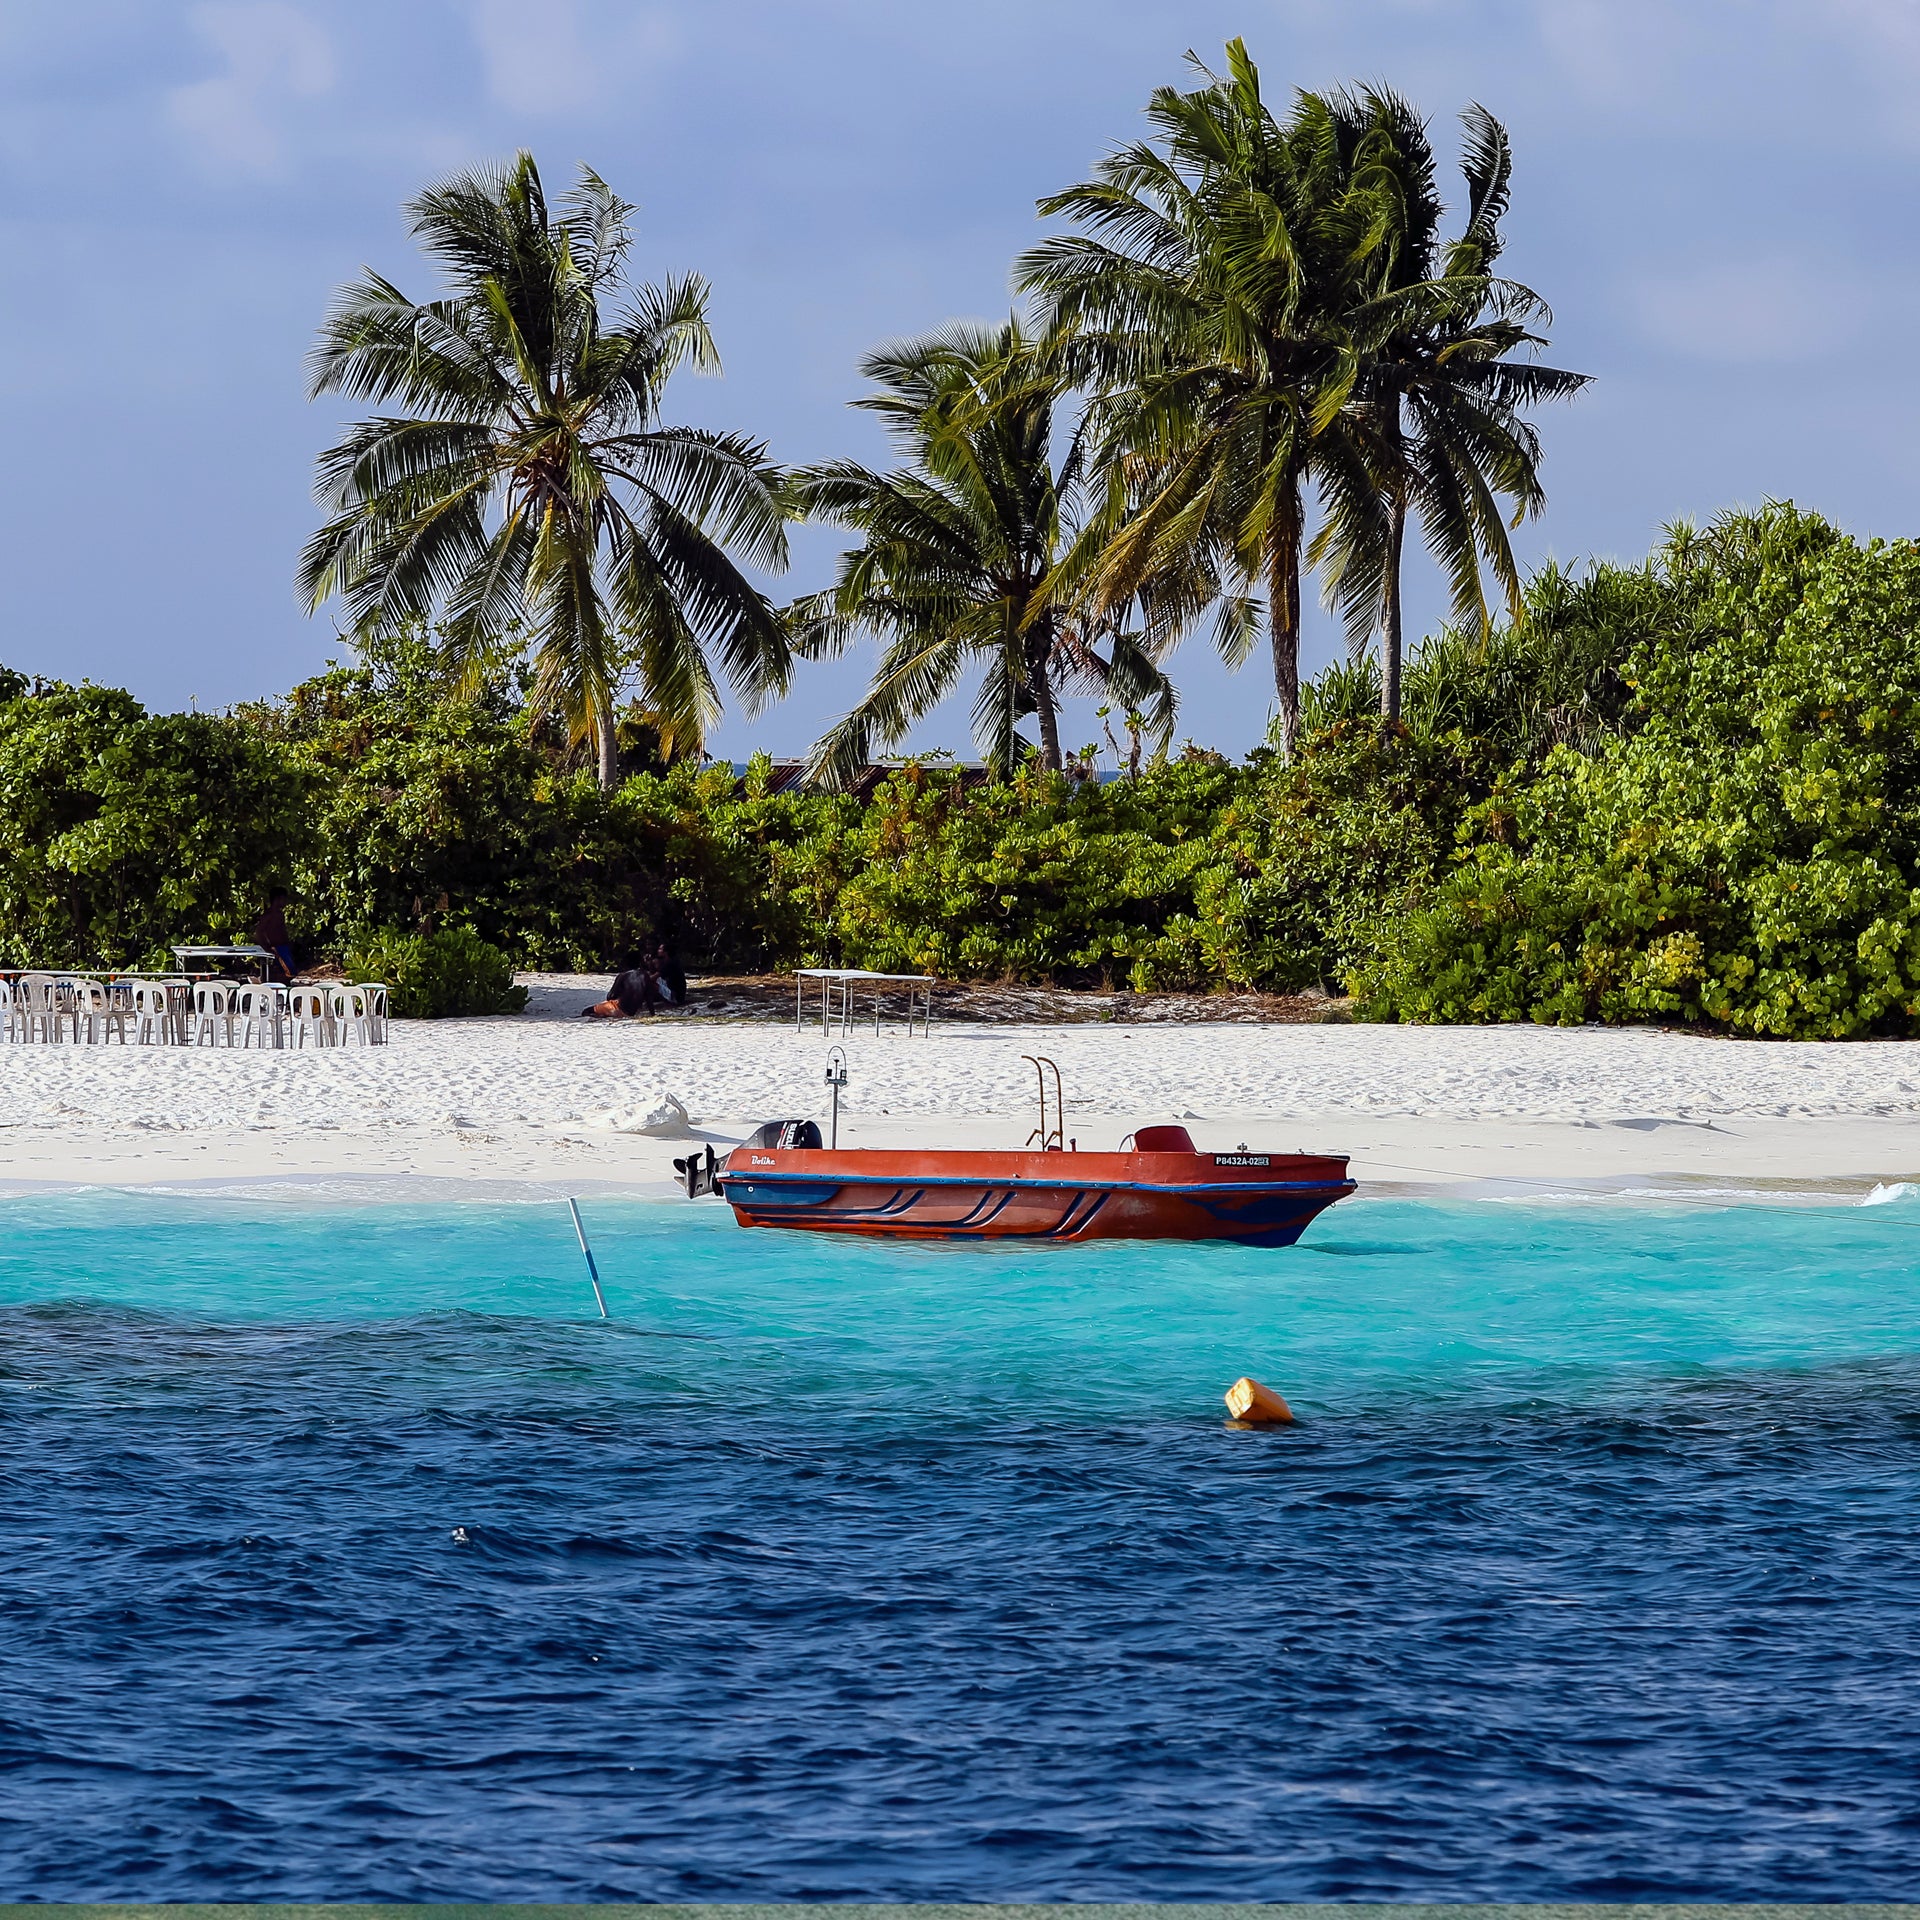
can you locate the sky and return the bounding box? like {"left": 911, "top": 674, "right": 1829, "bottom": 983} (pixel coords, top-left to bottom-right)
{"left": 2, "top": 0, "right": 1918, "bottom": 763}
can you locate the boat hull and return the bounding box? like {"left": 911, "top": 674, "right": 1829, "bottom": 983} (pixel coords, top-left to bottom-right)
{"left": 716, "top": 1147, "right": 1354, "bottom": 1247}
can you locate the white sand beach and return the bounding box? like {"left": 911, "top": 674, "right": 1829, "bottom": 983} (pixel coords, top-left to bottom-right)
{"left": 5, "top": 973, "right": 1920, "bottom": 1199}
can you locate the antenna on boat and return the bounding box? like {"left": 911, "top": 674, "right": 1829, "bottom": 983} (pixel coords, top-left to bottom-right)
{"left": 824, "top": 1046, "right": 849, "bottom": 1148}
{"left": 1022, "top": 1054, "right": 1064, "bottom": 1151}
{"left": 567, "top": 1197, "right": 610, "bottom": 1319}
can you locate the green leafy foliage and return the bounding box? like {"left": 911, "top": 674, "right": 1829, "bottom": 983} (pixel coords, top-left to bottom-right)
{"left": 237, "top": 641, "right": 657, "bottom": 969}
{"left": 8, "top": 502, "right": 1920, "bottom": 1038}
{"left": 347, "top": 926, "right": 528, "bottom": 1019}
{"left": 1354, "top": 505, "right": 1920, "bottom": 1036}
{"left": 603, "top": 756, "right": 855, "bottom": 968}
{"left": 0, "top": 680, "right": 309, "bottom": 969}
{"left": 823, "top": 760, "right": 1234, "bottom": 987}
{"left": 1187, "top": 725, "right": 1490, "bottom": 992}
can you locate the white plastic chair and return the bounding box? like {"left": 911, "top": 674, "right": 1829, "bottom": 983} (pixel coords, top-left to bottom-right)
{"left": 235, "top": 982, "right": 288, "bottom": 1049}
{"left": 0, "top": 978, "right": 13, "bottom": 1043}
{"left": 69, "top": 978, "right": 131, "bottom": 1045}
{"left": 43, "top": 975, "right": 84, "bottom": 1043}
{"left": 287, "top": 985, "right": 335, "bottom": 1048}
{"left": 52, "top": 974, "right": 96, "bottom": 1042}
{"left": 361, "top": 982, "right": 391, "bottom": 1044}
{"left": 12, "top": 973, "right": 58, "bottom": 1043}
{"left": 192, "top": 981, "right": 238, "bottom": 1048}
{"left": 328, "top": 982, "right": 374, "bottom": 1046}
{"left": 130, "top": 980, "right": 180, "bottom": 1046}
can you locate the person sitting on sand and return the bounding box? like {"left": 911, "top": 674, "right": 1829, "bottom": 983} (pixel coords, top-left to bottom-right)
{"left": 254, "top": 887, "right": 295, "bottom": 982}
{"left": 581, "top": 952, "right": 664, "bottom": 1018}
{"left": 654, "top": 940, "right": 686, "bottom": 1008}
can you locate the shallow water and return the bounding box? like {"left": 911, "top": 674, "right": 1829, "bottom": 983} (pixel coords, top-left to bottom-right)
{"left": 2, "top": 1188, "right": 1918, "bottom": 1900}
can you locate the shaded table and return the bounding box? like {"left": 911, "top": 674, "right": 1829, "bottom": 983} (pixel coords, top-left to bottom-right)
{"left": 795, "top": 968, "right": 934, "bottom": 1037}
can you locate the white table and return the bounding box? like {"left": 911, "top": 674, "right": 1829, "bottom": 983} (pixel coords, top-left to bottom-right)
{"left": 796, "top": 968, "right": 935, "bottom": 1037}
{"left": 172, "top": 944, "right": 275, "bottom": 979}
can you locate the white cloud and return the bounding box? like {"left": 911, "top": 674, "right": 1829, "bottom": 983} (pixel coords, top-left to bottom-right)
{"left": 1534, "top": 0, "right": 1678, "bottom": 106}
{"left": 472, "top": 0, "right": 592, "bottom": 114}
{"left": 1630, "top": 255, "right": 1866, "bottom": 365}
{"left": 469, "top": 0, "right": 677, "bottom": 117}
{"left": 1823, "top": 0, "right": 1920, "bottom": 70}
{"left": 165, "top": 1, "right": 334, "bottom": 174}
{"left": 1819, "top": 0, "right": 1920, "bottom": 144}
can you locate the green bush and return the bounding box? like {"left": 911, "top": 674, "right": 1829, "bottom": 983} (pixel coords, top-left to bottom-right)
{"left": 347, "top": 926, "right": 529, "bottom": 1019}
{"left": 822, "top": 758, "right": 1235, "bottom": 987}
{"left": 609, "top": 755, "right": 856, "bottom": 968}
{"left": 11, "top": 501, "right": 1920, "bottom": 1036}
{"left": 241, "top": 649, "right": 657, "bottom": 968}
{"left": 1352, "top": 505, "right": 1920, "bottom": 1036}
{"left": 1182, "top": 724, "right": 1488, "bottom": 991}
{"left": 0, "top": 680, "right": 310, "bottom": 968}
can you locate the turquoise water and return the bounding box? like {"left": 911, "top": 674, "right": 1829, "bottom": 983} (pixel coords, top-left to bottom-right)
{"left": 7, "top": 1186, "right": 1917, "bottom": 1412}
{"left": 2, "top": 1188, "right": 1918, "bottom": 1898}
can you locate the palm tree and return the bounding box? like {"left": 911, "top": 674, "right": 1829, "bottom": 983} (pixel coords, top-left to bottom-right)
{"left": 789, "top": 320, "right": 1170, "bottom": 788}
{"left": 1019, "top": 41, "right": 1395, "bottom": 754}
{"left": 1309, "top": 94, "right": 1589, "bottom": 722}
{"left": 299, "top": 152, "right": 791, "bottom": 788}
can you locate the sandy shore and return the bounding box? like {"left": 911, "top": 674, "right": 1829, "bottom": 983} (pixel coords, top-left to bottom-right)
{"left": 4, "top": 973, "right": 1920, "bottom": 1201}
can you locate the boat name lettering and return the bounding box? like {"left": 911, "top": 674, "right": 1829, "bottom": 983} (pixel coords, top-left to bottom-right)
{"left": 1214, "top": 1153, "right": 1270, "bottom": 1167}
{"left": 750, "top": 1154, "right": 776, "bottom": 1166}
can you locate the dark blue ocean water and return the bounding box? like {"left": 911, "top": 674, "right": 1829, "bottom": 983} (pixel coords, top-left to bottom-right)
{"left": 3, "top": 1186, "right": 1919, "bottom": 1902}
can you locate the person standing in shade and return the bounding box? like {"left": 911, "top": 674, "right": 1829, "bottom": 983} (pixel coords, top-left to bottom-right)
{"left": 254, "top": 888, "right": 295, "bottom": 983}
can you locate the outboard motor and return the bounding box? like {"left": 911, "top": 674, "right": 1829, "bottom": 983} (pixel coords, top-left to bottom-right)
{"left": 672, "top": 1143, "right": 720, "bottom": 1198}
{"left": 739, "top": 1119, "right": 824, "bottom": 1151}
{"left": 679, "top": 1121, "right": 820, "bottom": 1200}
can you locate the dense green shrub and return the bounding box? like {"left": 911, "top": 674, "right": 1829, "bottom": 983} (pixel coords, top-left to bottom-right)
{"left": 1182, "top": 725, "right": 1489, "bottom": 991}
{"left": 347, "top": 926, "right": 528, "bottom": 1018}
{"left": 822, "top": 759, "right": 1235, "bottom": 987}
{"left": 609, "top": 756, "right": 855, "bottom": 968}
{"left": 11, "top": 501, "right": 1920, "bottom": 1035}
{"left": 241, "top": 650, "right": 656, "bottom": 968}
{"left": 0, "top": 681, "right": 310, "bottom": 968}
{"left": 1352, "top": 505, "right": 1920, "bottom": 1036}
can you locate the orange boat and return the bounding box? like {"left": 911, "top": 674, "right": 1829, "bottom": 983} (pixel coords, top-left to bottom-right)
{"left": 708, "top": 1128, "right": 1351, "bottom": 1246}
{"left": 676, "top": 1056, "right": 1354, "bottom": 1247}
{"left": 681, "top": 1064, "right": 1353, "bottom": 1247}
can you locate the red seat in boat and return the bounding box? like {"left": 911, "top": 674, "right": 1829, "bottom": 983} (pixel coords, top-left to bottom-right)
{"left": 1131, "top": 1124, "right": 1196, "bottom": 1154}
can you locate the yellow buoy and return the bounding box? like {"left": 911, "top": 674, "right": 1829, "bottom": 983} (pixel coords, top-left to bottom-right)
{"left": 1224, "top": 1375, "right": 1295, "bottom": 1426}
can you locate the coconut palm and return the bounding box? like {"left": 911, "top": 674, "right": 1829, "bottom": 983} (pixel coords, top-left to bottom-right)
{"left": 1309, "top": 94, "right": 1589, "bottom": 721}
{"left": 299, "top": 152, "right": 791, "bottom": 788}
{"left": 789, "top": 319, "right": 1170, "bottom": 788}
{"left": 1018, "top": 41, "right": 1396, "bottom": 754}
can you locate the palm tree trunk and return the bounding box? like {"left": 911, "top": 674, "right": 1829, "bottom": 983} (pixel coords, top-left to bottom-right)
{"left": 1030, "top": 653, "right": 1064, "bottom": 773}
{"left": 595, "top": 707, "right": 620, "bottom": 791}
{"left": 1380, "top": 490, "right": 1407, "bottom": 725}
{"left": 1268, "top": 493, "right": 1303, "bottom": 756}
{"left": 1025, "top": 610, "right": 1064, "bottom": 773}
{"left": 1380, "top": 397, "right": 1407, "bottom": 725}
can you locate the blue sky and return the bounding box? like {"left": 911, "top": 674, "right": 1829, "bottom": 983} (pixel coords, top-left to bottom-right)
{"left": 3, "top": 0, "right": 1917, "bottom": 761}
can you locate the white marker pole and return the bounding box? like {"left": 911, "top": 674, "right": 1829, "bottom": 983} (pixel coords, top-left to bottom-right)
{"left": 568, "top": 1198, "right": 610, "bottom": 1319}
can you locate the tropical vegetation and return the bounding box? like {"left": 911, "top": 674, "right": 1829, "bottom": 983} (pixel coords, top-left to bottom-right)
{"left": 301, "top": 152, "right": 791, "bottom": 789}
{"left": 1017, "top": 44, "right": 1583, "bottom": 749}
{"left": 8, "top": 49, "right": 1913, "bottom": 1039}
{"left": 10, "top": 504, "right": 1920, "bottom": 1036}
{"left": 786, "top": 321, "right": 1171, "bottom": 784}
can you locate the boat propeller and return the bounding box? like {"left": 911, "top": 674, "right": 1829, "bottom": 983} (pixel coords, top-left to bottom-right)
{"left": 673, "top": 1143, "right": 719, "bottom": 1198}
